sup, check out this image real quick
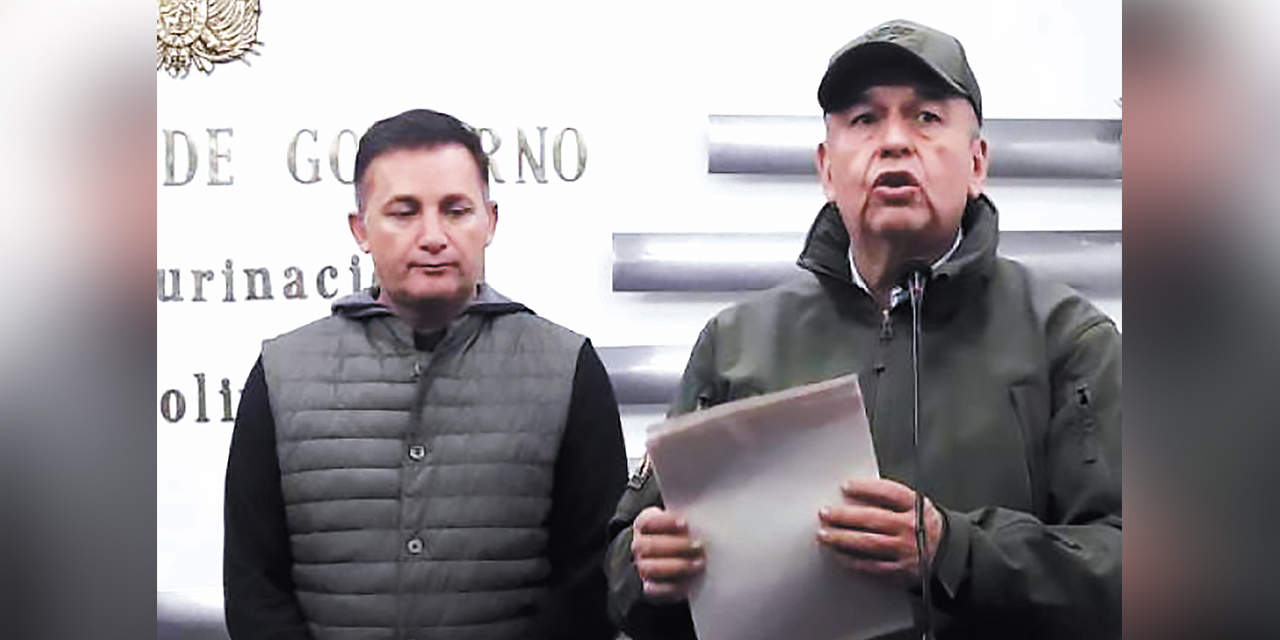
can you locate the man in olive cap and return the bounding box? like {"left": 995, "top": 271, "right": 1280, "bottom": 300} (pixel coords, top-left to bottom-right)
{"left": 605, "top": 19, "right": 1121, "bottom": 640}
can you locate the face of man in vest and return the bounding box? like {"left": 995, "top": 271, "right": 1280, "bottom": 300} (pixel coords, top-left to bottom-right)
{"left": 349, "top": 144, "right": 496, "bottom": 324}
{"left": 818, "top": 80, "right": 987, "bottom": 256}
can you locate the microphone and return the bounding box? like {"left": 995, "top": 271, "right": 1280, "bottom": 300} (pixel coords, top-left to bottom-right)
{"left": 896, "top": 259, "right": 933, "bottom": 302}
{"left": 898, "top": 259, "right": 935, "bottom": 640}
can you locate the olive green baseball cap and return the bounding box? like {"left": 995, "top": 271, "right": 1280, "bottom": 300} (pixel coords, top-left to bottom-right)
{"left": 818, "top": 19, "right": 982, "bottom": 121}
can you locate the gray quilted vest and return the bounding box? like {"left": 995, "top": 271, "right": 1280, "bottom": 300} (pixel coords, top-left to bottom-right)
{"left": 261, "top": 286, "right": 585, "bottom": 640}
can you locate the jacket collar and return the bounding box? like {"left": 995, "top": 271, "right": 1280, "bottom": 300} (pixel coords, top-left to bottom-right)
{"left": 796, "top": 194, "right": 1001, "bottom": 318}
{"left": 329, "top": 283, "right": 531, "bottom": 351}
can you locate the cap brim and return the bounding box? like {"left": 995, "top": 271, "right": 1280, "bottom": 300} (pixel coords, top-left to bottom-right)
{"left": 818, "top": 42, "right": 968, "bottom": 114}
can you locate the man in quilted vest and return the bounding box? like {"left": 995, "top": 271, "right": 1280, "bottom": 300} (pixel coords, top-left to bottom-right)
{"left": 223, "top": 108, "right": 627, "bottom": 640}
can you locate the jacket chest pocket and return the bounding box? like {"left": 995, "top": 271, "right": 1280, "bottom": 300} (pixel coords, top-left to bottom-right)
{"left": 1008, "top": 384, "right": 1049, "bottom": 517}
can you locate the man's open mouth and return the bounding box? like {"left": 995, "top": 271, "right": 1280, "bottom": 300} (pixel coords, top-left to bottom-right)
{"left": 872, "top": 171, "right": 920, "bottom": 188}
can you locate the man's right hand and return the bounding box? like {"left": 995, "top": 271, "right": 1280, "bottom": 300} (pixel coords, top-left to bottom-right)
{"left": 631, "top": 506, "right": 706, "bottom": 603}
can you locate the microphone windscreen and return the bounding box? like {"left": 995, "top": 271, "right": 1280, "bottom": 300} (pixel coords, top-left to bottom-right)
{"left": 896, "top": 259, "right": 933, "bottom": 289}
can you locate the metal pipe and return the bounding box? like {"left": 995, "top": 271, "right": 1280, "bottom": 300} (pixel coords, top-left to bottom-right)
{"left": 598, "top": 345, "right": 692, "bottom": 406}
{"left": 708, "top": 115, "right": 1122, "bottom": 180}
{"left": 613, "top": 231, "right": 1121, "bottom": 297}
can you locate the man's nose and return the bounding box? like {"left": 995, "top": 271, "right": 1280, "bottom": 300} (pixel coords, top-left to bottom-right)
{"left": 877, "top": 115, "right": 913, "bottom": 159}
{"left": 417, "top": 212, "right": 448, "bottom": 253}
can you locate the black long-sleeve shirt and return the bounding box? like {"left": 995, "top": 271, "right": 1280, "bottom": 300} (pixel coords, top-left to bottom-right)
{"left": 224, "top": 340, "right": 627, "bottom": 640}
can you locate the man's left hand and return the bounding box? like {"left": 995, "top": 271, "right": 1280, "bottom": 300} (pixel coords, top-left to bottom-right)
{"left": 817, "top": 478, "right": 944, "bottom": 587}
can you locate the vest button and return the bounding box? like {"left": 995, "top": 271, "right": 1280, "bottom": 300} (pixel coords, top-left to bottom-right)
{"left": 408, "top": 444, "right": 426, "bottom": 461}
{"left": 406, "top": 538, "right": 423, "bottom": 554}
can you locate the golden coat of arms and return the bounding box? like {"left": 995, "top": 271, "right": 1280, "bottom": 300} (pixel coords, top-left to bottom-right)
{"left": 157, "top": 0, "right": 262, "bottom": 77}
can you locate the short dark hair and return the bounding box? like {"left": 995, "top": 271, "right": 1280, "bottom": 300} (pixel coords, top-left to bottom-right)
{"left": 353, "top": 108, "right": 489, "bottom": 209}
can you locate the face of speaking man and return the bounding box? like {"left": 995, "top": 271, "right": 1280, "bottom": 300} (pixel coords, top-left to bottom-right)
{"left": 349, "top": 144, "right": 497, "bottom": 327}
{"left": 818, "top": 82, "right": 988, "bottom": 261}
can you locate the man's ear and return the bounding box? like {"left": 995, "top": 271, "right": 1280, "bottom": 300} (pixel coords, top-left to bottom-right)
{"left": 484, "top": 200, "right": 498, "bottom": 247}
{"left": 968, "top": 136, "right": 989, "bottom": 198}
{"left": 816, "top": 142, "right": 836, "bottom": 202}
{"left": 349, "top": 211, "right": 370, "bottom": 252}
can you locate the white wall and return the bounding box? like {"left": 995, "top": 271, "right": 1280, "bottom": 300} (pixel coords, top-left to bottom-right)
{"left": 157, "top": 0, "right": 1121, "bottom": 594}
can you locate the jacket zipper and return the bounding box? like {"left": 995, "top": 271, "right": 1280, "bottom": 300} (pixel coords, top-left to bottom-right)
{"left": 869, "top": 307, "right": 893, "bottom": 428}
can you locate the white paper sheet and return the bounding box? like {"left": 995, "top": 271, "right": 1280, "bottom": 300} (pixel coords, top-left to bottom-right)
{"left": 646, "top": 374, "right": 912, "bottom": 640}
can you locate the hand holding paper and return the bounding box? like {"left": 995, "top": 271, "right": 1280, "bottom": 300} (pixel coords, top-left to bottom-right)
{"left": 632, "top": 505, "right": 706, "bottom": 603}
{"left": 645, "top": 374, "right": 913, "bottom": 640}
{"left": 818, "top": 478, "right": 944, "bottom": 587}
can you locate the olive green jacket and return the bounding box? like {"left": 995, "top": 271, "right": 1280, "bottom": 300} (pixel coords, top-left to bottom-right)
{"left": 605, "top": 196, "right": 1121, "bottom": 640}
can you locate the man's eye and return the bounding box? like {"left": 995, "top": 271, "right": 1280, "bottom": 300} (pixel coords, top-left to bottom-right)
{"left": 850, "top": 113, "right": 875, "bottom": 126}
{"left": 917, "top": 111, "right": 942, "bottom": 123}
{"left": 446, "top": 206, "right": 473, "bottom": 217}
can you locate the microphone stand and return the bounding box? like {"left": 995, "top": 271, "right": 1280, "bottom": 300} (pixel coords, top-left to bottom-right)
{"left": 907, "top": 268, "right": 935, "bottom": 640}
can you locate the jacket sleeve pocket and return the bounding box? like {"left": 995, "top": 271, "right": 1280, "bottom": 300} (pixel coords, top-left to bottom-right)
{"left": 1072, "top": 383, "right": 1100, "bottom": 464}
